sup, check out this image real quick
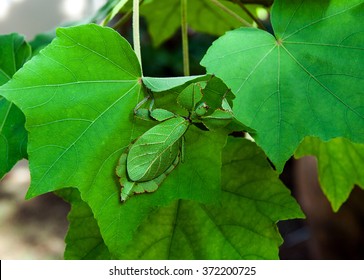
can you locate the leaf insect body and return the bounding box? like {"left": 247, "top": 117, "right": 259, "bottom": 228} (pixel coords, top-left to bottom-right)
{"left": 116, "top": 81, "right": 241, "bottom": 202}
{"left": 117, "top": 96, "right": 190, "bottom": 202}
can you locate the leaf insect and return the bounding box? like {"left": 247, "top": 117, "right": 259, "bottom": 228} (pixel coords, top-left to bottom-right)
{"left": 116, "top": 94, "right": 190, "bottom": 202}
{"left": 116, "top": 116, "right": 188, "bottom": 202}
{"left": 116, "top": 79, "right": 248, "bottom": 202}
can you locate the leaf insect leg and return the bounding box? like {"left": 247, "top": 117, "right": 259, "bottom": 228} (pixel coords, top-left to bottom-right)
{"left": 134, "top": 90, "right": 155, "bottom": 120}
{"left": 134, "top": 94, "right": 151, "bottom": 114}
{"left": 181, "top": 136, "right": 185, "bottom": 163}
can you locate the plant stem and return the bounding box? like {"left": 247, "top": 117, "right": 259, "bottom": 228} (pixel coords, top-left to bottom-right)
{"left": 181, "top": 0, "right": 190, "bottom": 76}
{"left": 210, "top": 0, "right": 251, "bottom": 27}
{"left": 133, "top": 0, "right": 142, "bottom": 72}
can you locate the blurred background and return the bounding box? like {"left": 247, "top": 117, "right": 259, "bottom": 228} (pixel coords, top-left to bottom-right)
{"left": 0, "top": 0, "right": 106, "bottom": 39}
{"left": 1, "top": 0, "right": 363, "bottom": 259}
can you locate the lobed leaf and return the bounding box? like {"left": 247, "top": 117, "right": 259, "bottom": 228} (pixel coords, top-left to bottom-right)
{"left": 201, "top": 0, "right": 364, "bottom": 171}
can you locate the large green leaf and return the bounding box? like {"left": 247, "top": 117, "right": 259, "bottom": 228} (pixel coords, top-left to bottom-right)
{"left": 120, "top": 138, "right": 303, "bottom": 259}
{"left": 201, "top": 0, "right": 364, "bottom": 171}
{"left": 58, "top": 188, "right": 112, "bottom": 260}
{"left": 0, "top": 24, "right": 227, "bottom": 258}
{"left": 0, "top": 24, "right": 142, "bottom": 197}
{"left": 295, "top": 137, "right": 364, "bottom": 212}
{"left": 0, "top": 33, "right": 30, "bottom": 178}
{"left": 141, "top": 0, "right": 259, "bottom": 46}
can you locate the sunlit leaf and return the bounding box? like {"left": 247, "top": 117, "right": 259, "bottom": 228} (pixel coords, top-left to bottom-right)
{"left": 202, "top": 0, "right": 364, "bottom": 171}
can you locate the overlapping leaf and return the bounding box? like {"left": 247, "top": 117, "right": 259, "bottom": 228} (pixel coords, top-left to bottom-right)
{"left": 120, "top": 138, "right": 303, "bottom": 259}
{"left": 202, "top": 0, "right": 364, "bottom": 171}
{"left": 0, "top": 24, "right": 227, "bottom": 258}
{"left": 295, "top": 137, "right": 364, "bottom": 212}
{"left": 0, "top": 34, "right": 30, "bottom": 178}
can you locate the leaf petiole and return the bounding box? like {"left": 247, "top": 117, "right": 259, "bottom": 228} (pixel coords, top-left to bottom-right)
{"left": 181, "top": 0, "right": 190, "bottom": 76}
{"left": 231, "top": 0, "right": 267, "bottom": 30}
{"left": 209, "top": 0, "right": 251, "bottom": 27}
{"left": 133, "top": 0, "right": 142, "bottom": 72}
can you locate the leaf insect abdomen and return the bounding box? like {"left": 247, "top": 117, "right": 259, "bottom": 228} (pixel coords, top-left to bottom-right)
{"left": 126, "top": 116, "right": 189, "bottom": 182}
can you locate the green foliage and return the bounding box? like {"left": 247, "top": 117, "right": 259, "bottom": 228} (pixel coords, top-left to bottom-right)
{"left": 0, "top": 0, "right": 362, "bottom": 260}
{"left": 0, "top": 34, "right": 30, "bottom": 178}
{"left": 0, "top": 24, "right": 228, "bottom": 258}
{"left": 295, "top": 137, "right": 364, "bottom": 212}
{"left": 61, "top": 138, "right": 303, "bottom": 259}
{"left": 121, "top": 137, "right": 303, "bottom": 259}
{"left": 141, "top": 0, "right": 260, "bottom": 46}
{"left": 201, "top": 0, "right": 364, "bottom": 171}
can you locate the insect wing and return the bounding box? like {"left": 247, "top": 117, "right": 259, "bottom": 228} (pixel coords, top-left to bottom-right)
{"left": 150, "top": 108, "right": 176, "bottom": 121}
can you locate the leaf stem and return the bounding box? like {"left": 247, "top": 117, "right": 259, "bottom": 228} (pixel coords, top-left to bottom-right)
{"left": 133, "top": 0, "right": 142, "bottom": 72}
{"left": 209, "top": 0, "right": 251, "bottom": 27}
{"left": 232, "top": 0, "right": 266, "bottom": 30}
{"left": 181, "top": 0, "right": 190, "bottom": 76}
{"left": 111, "top": 0, "right": 145, "bottom": 30}
{"left": 111, "top": 10, "right": 132, "bottom": 30}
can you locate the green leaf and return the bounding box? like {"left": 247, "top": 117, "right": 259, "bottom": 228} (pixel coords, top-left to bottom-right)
{"left": 29, "top": 30, "right": 56, "bottom": 55}
{"left": 58, "top": 188, "right": 112, "bottom": 260}
{"left": 201, "top": 0, "right": 364, "bottom": 172}
{"left": 0, "top": 24, "right": 227, "bottom": 258}
{"left": 141, "top": 0, "right": 258, "bottom": 46}
{"left": 295, "top": 137, "right": 364, "bottom": 212}
{"left": 142, "top": 75, "right": 205, "bottom": 92}
{"left": 120, "top": 137, "right": 304, "bottom": 259}
{"left": 0, "top": 24, "right": 142, "bottom": 196}
{"left": 0, "top": 33, "right": 30, "bottom": 178}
